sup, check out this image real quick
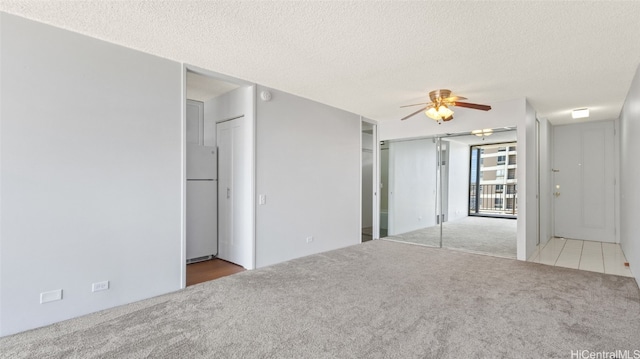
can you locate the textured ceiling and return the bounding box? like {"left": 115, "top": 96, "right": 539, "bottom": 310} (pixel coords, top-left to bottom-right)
{"left": 2, "top": 1, "right": 640, "bottom": 125}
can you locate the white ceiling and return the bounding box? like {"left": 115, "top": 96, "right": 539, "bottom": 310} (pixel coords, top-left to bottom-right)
{"left": 2, "top": 1, "right": 640, "bottom": 125}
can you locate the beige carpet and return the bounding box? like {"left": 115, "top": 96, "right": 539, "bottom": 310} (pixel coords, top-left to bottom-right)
{"left": 1, "top": 240, "right": 638, "bottom": 358}
{"left": 386, "top": 216, "right": 517, "bottom": 258}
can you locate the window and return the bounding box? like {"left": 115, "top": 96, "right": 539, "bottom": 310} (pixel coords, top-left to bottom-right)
{"left": 469, "top": 140, "right": 517, "bottom": 217}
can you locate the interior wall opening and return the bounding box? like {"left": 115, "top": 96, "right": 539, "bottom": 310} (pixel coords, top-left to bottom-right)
{"left": 529, "top": 120, "right": 632, "bottom": 277}
{"left": 184, "top": 69, "right": 249, "bottom": 287}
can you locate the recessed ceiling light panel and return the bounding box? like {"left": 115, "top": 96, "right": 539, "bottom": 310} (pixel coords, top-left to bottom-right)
{"left": 572, "top": 108, "right": 589, "bottom": 119}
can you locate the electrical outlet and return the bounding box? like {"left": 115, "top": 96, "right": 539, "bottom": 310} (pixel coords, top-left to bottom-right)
{"left": 92, "top": 281, "right": 109, "bottom": 292}
{"left": 40, "top": 289, "right": 62, "bottom": 304}
{"left": 306, "top": 236, "right": 314, "bottom": 243}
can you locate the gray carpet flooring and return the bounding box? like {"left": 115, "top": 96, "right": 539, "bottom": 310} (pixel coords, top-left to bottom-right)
{"left": 1, "top": 240, "right": 638, "bottom": 358}
{"left": 386, "top": 216, "right": 517, "bottom": 258}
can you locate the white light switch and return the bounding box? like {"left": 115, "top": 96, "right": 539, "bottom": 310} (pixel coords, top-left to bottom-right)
{"left": 40, "top": 289, "right": 63, "bottom": 304}
{"left": 259, "top": 195, "right": 266, "bottom": 205}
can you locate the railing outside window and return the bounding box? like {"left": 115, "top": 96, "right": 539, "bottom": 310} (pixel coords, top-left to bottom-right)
{"left": 469, "top": 184, "right": 517, "bottom": 217}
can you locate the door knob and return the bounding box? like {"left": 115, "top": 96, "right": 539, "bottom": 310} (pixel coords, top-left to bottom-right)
{"left": 554, "top": 192, "right": 561, "bottom": 197}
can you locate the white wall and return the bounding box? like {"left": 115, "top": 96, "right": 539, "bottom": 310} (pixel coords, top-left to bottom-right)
{"left": 0, "top": 14, "right": 182, "bottom": 336}
{"left": 205, "top": 86, "right": 256, "bottom": 269}
{"left": 447, "top": 139, "right": 470, "bottom": 222}
{"left": 518, "top": 100, "right": 539, "bottom": 260}
{"left": 538, "top": 118, "right": 553, "bottom": 246}
{"left": 388, "top": 139, "right": 437, "bottom": 235}
{"left": 619, "top": 64, "right": 640, "bottom": 285}
{"left": 255, "top": 87, "right": 360, "bottom": 268}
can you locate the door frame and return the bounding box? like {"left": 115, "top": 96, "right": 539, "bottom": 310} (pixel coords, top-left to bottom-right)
{"left": 182, "top": 64, "right": 256, "bottom": 288}
{"left": 551, "top": 120, "right": 618, "bottom": 242}
{"left": 361, "top": 118, "right": 379, "bottom": 240}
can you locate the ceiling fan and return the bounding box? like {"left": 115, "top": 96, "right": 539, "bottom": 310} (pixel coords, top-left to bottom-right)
{"left": 400, "top": 89, "right": 492, "bottom": 123}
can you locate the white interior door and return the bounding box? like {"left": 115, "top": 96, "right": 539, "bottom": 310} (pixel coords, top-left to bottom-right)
{"left": 552, "top": 121, "right": 616, "bottom": 242}
{"left": 216, "top": 117, "right": 249, "bottom": 266}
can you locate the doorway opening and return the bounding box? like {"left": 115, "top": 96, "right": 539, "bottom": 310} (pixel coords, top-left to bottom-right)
{"left": 184, "top": 67, "right": 254, "bottom": 287}
{"left": 529, "top": 120, "right": 630, "bottom": 276}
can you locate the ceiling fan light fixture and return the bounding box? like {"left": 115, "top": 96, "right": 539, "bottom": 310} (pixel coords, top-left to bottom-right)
{"left": 425, "top": 105, "right": 454, "bottom": 122}
{"left": 572, "top": 108, "right": 589, "bottom": 119}
{"left": 425, "top": 107, "right": 440, "bottom": 120}
{"left": 399, "top": 89, "right": 491, "bottom": 122}
{"left": 437, "top": 105, "right": 454, "bottom": 119}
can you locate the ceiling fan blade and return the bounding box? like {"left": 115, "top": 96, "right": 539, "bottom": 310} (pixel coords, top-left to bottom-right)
{"left": 400, "top": 106, "right": 428, "bottom": 121}
{"left": 443, "top": 96, "right": 467, "bottom": 102}
{"left": 452, "top": 102, "right": 492, "bottom": 111}
{"left": 400, "top": 102, "right": 431, "bottom": 108}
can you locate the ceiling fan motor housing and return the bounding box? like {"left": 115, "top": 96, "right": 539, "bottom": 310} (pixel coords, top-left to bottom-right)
{"left": 429, "top": 89, "right": 451, "bottom": 101}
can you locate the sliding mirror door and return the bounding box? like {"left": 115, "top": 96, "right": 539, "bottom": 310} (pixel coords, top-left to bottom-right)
{"left": 440, "top": 130, "right": 518, "bottom": 258}
{"left": 380, "top": 128, "right": 518, "bottom": 259}
{"left": 384, "top": 138, "right": 441, "bottom": 247}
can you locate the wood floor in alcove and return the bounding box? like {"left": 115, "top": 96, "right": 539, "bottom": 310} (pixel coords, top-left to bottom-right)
{"left": 186, "top": 258, "right": 245, "bottom": 286}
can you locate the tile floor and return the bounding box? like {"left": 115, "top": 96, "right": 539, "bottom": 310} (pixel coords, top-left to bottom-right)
{"left": 529, "top": 237, "right": 633, "bottom": 277}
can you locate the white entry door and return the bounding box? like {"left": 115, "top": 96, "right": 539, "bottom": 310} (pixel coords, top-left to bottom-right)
{"left": 552, "top": 121, "right": 616, "bottom": 242}
{"left": 217, "top": 117, "right": 251, "bottom": 267}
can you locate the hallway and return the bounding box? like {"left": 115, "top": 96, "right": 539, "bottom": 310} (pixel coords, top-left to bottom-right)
{"left": 530, "top": 237, "right": 633, "bottom": 277}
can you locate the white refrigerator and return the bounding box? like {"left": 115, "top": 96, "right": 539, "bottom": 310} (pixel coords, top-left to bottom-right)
{"left": 186, "top": 143, "right": 218, "bottom": 262}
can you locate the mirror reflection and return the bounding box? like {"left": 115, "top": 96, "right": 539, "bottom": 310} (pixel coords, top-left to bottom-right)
{"left": 380, "top": 128, "right": 518, "bottom": 259}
